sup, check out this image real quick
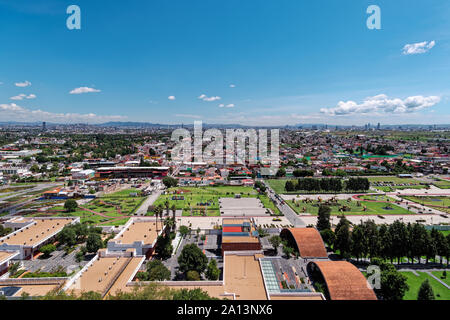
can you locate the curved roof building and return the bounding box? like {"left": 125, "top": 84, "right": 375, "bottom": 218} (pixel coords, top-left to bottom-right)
{"left": 308, "top": 260, "right": 377, "bottom": 300}
{"left": 280, "top": 228, "right": 327, "bottom": 258}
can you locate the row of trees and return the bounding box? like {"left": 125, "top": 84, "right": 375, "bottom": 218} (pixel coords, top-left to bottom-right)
{"left": 285, "top": 177, "right": 370, "bottom": 192}
{"left": 285, "top": 178, "right": 344, "bottom": 192}
{"left": 35, "top": 283, "right": 216, "bottom": 300}
{"left": 345, "top": 177, "right": 370, "bottom": 192}
{"left": 317, "top": 211, "right": 450, "bottom": 265}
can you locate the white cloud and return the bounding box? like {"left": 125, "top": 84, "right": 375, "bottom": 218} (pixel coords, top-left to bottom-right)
{"left": 15, "top": 80, "right": 31, "bottom": 87}
{"left": 219, "top": 103, "right": 235, "bottom": 108}
{"left": 0, "top": 103, "right": 126, "bottom": 124}
{"left": 402, "top": 41, "right": 436, "bottom": 55}
{"left": 174, "top": 114, "right": 202, "bottom": 119}
{"left": 320, "top": 94, "right": 441, "bottom": 116}
{"left": 229, "top": 84, "right": 236, "bottom": 88}
{"left": 198, "top": 94, "right": 221, "bottom": 102}
{"left": 168, "top": 96, "right": 176, "bottom": 100}
{"left": 69, "top": 87, "right": 101, "bottom": 94}
{"left": 10, "top": 93, "right": 36, "bottom": 100}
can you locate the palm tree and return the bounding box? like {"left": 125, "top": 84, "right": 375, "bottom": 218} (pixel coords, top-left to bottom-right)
{"left": 171, "top": 204, "right": 177, "bottom": 230}
{"left": 164, "top": 200, "right": 170, "bottom": 217}
{"left": 155, "top": 205, "right": 163, "bottom": 233}
{"left": 164, "top": 217, "right": 174, "bottom": 236}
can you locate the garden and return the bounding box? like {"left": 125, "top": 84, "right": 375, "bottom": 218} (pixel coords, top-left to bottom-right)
{"left": 149, "top": 186, "right": 280, "bottom": 216}
{"left": 287, "top": 196, "right": 413, "bottom": 215}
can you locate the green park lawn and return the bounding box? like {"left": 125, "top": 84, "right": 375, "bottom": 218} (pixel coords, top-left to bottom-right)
{"left": 287, "top": 198, "right": 413, "bottom": 216}
{"left": 431, "top": 179, "right": 450, "bottom": 189}
{"left": 367, "top": 176, "right": 423, "bottom": 184}
{"left": 358, "top": 195, "right": 398, "bottom": 202}
{"left": 402, "top": 196, "right": 450, "bottom": 208}
{"left": 368, "top": 176, "right": 428, "bottom": 191}
{"left": 266, "top": 179, "right": 290, "bottom": 194}
{"left": 401, "top": 195, "right": 450, "bottom": 214}
{"left": 431, "top": 271, "right": 450, "bottom": 287}
{"left": 150, "top": 186, "right": 280, "bottom": 216}
{"left": 400, "top": 271, "right": 450, "bottom": 300}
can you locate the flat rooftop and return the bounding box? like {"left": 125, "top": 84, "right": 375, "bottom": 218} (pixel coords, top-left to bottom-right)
{"left": 222, "top": 218, "right": 260, "bottom": 244}
{"left": 69, "top": 256, "right": 143, "bottom": 296}
{"left": 0, "top": 250, "right": 19, "bottom": 264}
{"left": 113, "top": 221, "right": 159, "bottom": 246}
{"left": 0, "top": 218, "right": 75, "bottom": 247}
{"left": 0, "top": 284, "right": 59, "bottom": 297}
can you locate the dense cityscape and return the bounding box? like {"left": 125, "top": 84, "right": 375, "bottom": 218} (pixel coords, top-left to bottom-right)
{"left": 0, "top": 123, "right": 449, "bottom": 301}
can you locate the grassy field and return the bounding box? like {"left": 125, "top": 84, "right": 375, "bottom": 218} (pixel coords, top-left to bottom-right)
{"left": 29, "top": 188, "right": 145, "bottom": 226}
{"left": 358, "top": 195, "right": 398, "bottom": 202}
{"left": 400, "top": 271, "right": 450, "bottom": 300}
{"left": 431, "top": 271, "right": 450, "bottom": 287}
{"left": 266, "top": 179, "right": 290, "bottom": 194}
{"left": 368, "top": 176, "right": 428, "bottom": 191}
{"left": 0, "top": 185, "right": 34, "bottom": 194}
{"left": 287, "top": 198, "right": 413, "bottom": 216}
{"left": 401, "top": 196, "right": 450, "bottom": 214}
{"left": 150, "top": 186, "right": 280, "bottom": 216}
{"left": 402, "top": 196, "right": 450, "bottom": 207}
{"left": 431, "top": 178, "right": 450, "bottom": 189}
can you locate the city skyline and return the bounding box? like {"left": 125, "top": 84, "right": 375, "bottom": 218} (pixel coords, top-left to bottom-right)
{"left": 1, "top": 0, "right": 450, "bottom": 126}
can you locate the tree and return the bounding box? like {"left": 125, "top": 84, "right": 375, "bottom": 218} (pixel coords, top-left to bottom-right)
{"left": 276, "top": 168, "right": 286, "bottom": 177}
{"left": 58, "top": 226, "right": 77, "bottom": 246}
{"left": 417, "top": 279, "right": 435, "bottom": 300}
{"left": 40, "top": 244, "right": 56, "bottom": 258}
{"left": 320, "top": 229, "right": 335, "bottom": 249}
{"left": 268, "top": 235, "right": 281, "bottom": 254}
{"left": 316, "top": 206, "right": 331, "bottom": 231}
{"left": 285, "top": 180, "right": 295, "bottom": 192}
{"left": 0, "top": 225, "right": 12, "bottom": 237}
{"left": 86, "top": 233, "right": 103, "bottom": 253}
{"left": 162, "top": 176, "right": 178, "bottom": 188}
{"left": 172, "top": 288, "right": 216, "bottom": 300}
{"left": 186, "top": 270, "right": 201, "bottom": 281}
{"left": 178, "top": 244, "right": 208, "bottom": 274}
{"left": 206, "top": 259, "right": 220, "bottom": 281}
{"left": 146, "top": 260, "right": 171, "bottom": 281}
{"left": 379, "top": 269, "right": 409, "bottom": 300}
{"left": 282, "top": 245, "right": 294, "bottom": 258}
{"left": 179, "top": 225, "right": 190, "bottom": 238}
{"left": 351, "top": 225, "right": 365, "bottom": 261}
{"left": 64, "top": 199, "right": 78, "bottom": 213}
{"left": 155, "top": 234, "right": 173, "bottom": 260}
{"left": 334, "top": 217, "right": 352, "bottom": 259}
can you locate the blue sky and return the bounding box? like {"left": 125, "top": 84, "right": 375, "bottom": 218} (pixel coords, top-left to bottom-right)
{"left": 0, "top": 0, "right": 449, "bottom": 125}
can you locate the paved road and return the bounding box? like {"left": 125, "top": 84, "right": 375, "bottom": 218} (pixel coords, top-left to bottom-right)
{"left": 135, "top": 190, "right": 163, "bottom": 216}
{"left": 260, "top": 180, "right": 306, "bottom": 227}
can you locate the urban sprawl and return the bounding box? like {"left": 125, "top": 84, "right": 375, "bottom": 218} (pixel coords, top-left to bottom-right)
{"left": 0, "top": 123, "right": 449, "bottom": 301}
